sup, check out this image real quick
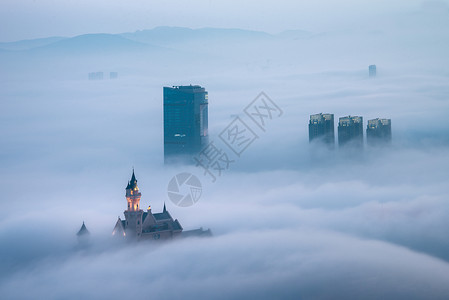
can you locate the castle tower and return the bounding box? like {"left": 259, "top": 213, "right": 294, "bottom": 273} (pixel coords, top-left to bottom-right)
{"left": 126, "top": 169, "right": 141, "bottom": 211}
{"left": 76, "top": 221, "right": 90, "bottom": 247}
{"left": 123, "top": 169, "right": 143, "bottom": 237}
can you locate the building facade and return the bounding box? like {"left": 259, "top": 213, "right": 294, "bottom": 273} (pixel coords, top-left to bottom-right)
{"left": 309, "top": 113, "right": 335, "bottom": 147}
{"left": 366, "top": 118, "right": 392, "bottom": 146}
{"left": 338, "top": 116, "right": 364, "bottom": 147}
{"left": 163, "top": 85, "right": 208, "bottom": 163}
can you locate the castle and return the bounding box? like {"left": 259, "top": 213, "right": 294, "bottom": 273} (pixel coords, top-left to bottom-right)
{"left": 111, "top": 170, "right": 210, "bottom": 240}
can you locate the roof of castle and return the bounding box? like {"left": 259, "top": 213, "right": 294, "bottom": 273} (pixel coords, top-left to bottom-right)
{"left": 126, "top": 169, "right": 138, "bottom": 190}
{"left": 153, "top": 210, "right": 172, "bottom": 221}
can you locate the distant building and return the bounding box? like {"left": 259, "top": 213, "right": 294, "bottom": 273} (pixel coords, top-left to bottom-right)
{"left": 338, "top": 116, "right": 364, "bottom": 147}
{"left": 88, "top": 72, "right": 104, "bottom": 80}
{"left": 367, "top": 118, "right": 391, "bottom": 146}
{"left": 109, "top": 72, "right": 118, "bottom": 79}
{"left": 369, "top": 65, "right": 376, "bottom": 77}
{"left": 163, "top": 85, "right": 208, "bottom": 163}
{"left": 112, "top": 170, "right": 210, "bottom": 240}
{"left": 309, "top": 113, "right": 335, "bottom": 147}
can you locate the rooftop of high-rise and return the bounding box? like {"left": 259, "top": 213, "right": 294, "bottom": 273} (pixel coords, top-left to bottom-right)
{"left": 167, "top": 85, "right": 205, "bottom": 92}
{"left": 339, "top": 115, "right": 363, "bottom": 125}
{"left": 368, "top": 118, "right": 391, "bottom": 128}
{"left": 310, "top": 113, "right": 333, "bottom": 122}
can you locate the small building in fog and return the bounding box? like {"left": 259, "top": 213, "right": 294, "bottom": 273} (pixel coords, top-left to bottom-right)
{"left": 369, "top": 65, "right": 376, "bottom": 77}
{"left": 88, "top": 72, "right": 104, "bottom": 80}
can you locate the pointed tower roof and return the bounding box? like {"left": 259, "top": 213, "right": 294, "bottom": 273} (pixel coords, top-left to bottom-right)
{"left": 131, "top": 168, "right": 136, "bottom": 182}
{"left": 112, "top": 217, "right": 126, "bottom": 237}
{"left": 163, "top": 202, "right": 167, "bottom": 212}
{"left": 77, "top": 221, "right": 90, "bottom": 236}
{"left": 126, "top": 169, "right": 138, "bottom": 190}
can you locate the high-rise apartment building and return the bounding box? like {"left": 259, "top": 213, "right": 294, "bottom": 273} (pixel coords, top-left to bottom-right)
{"left": 163, "top": 85, "right": 208, "bottom": 163}
{"left": 309, "top": 113, "right": 335, "bottom": 146}
{"left": 338, "top": 116, "right": 363, "bottom": 147}
{"left": 366, "top": 118, "right": 391, "bottom": 146}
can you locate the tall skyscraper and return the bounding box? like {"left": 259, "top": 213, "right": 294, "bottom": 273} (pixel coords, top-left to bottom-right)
{"left": 366, "top": 118, "right": 391, "bottom": 146}
{"left": 338, "top": 116, "right": 363, "bottom": 147}
{"left": 309, "top": 113, "right": 335, "bottom": 147}
{"left": 163, "top": 85, "right": 208, "bottom": 163}
{"left": 369, "top": 65, "right": 376, "bottom": 77}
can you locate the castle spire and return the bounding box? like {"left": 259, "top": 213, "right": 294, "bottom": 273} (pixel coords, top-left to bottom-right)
{"left": 131, "top": 169, "right": 136, "bottom": 181}
{"left": 125, "top": 168, "right": 141, "bottom": 212}
{"left": 129, "top": 169, "right": 138, "bottom": 190}
{"left": 77, "top": 221, "right": 90, "bottom": 236}
{"left": 124, "top": 168, "right": 143, "bottom": 236}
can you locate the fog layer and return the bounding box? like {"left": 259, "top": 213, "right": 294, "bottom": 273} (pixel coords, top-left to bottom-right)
{"left": 1, "top": 4, "right": 449, "bottom": 299}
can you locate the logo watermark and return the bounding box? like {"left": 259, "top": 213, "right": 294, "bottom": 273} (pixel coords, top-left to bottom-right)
{"left": 244, "top": 92, "right": 283, "bottom": 132}
{"left": 167, "top": 173, "right": 202, "bottom": 207}
{"left": 218, "top": 117, "right": 258, "bottom": 157}
{"left": 168, "top": 92, "right": 282, "bottom": 206}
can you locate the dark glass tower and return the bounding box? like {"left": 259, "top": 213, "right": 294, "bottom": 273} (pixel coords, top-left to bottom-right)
{"left": 367, "top": 118, "right": 391, "bottom": 146}
{"left": 163, "top": 85, "right": 208, "bottom": 163}
{"left": 309, "top": 113, "right": 335, "bottom": 147}
{"left": 338, "top": 116, "right": 363, "bottom": 148}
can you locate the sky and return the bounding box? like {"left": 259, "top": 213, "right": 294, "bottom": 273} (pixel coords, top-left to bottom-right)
{"left": 1, "top": 0, "right": 449, "bottom": 41}
{"left": 1, "top": 1, "right": 449, "bottom": 299}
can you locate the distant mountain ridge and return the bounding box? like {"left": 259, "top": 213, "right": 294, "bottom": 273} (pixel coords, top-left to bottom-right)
{"left": 0, "top": 36, "right": 67, "bottom": 51}
{"left": 0, "top": 27, "right": 313, "bottom": 53}
{"left": 31, "top": 33, "right": 151, "bottom": 54}
{"left": 120, "top": 26, "right": 274, "bottom": 45}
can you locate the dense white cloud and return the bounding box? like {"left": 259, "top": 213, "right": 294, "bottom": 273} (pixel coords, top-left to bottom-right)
{"left": 2, "top": 228, "right": 449, "bottom": 299}
{"left": 1, "top": 4, "right": 449, "bottom": 299}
